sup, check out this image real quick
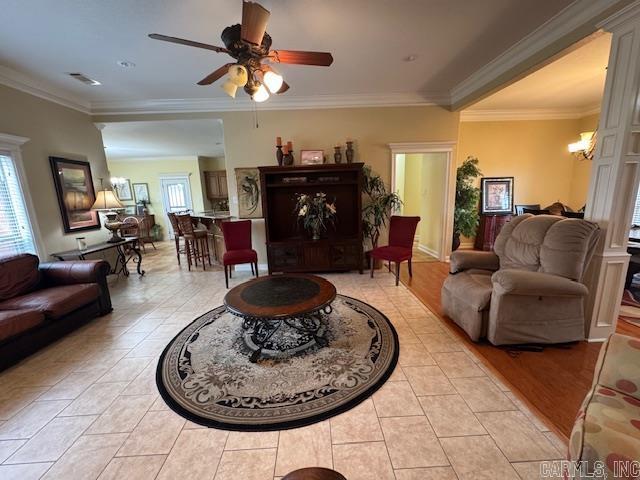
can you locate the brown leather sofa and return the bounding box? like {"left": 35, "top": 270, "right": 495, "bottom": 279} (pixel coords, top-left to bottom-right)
{"left": 0, "top": 253, "right": 112, "bottom": 370}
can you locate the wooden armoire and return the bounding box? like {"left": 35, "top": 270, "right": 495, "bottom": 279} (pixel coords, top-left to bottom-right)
{"left": 259, "top": 163, "right": 364, "bottom": 274}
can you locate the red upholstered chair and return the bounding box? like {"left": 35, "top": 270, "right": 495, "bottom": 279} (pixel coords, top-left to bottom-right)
{"left": 221, "top": 220, "right": 258, "bottom": 288}
{"left": 370, "top": 215, "right": 420, "bottom": 286}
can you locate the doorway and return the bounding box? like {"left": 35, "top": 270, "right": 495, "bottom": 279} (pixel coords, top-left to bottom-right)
{"left": 389, "top": 143, "right": 456, "bottom": 262}
{"left": 160, "top": 174, "right": 193, "bottom": 236}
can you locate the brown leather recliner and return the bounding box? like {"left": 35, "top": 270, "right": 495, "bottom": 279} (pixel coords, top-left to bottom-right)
{"left": 0, "top": 253, "right": 112, "bottom": 370}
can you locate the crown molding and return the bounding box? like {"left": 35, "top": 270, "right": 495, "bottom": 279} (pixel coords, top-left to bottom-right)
{"left": 460, "top": 105, "right": 601, "bottom": 122}
{"left": 89, "top": 92, "right": 450, "bottom": 116}
{"left": 450, "top": 0, "right": 629, "bottom": 110}
{"left": 0, "top": 61, "right": 450, "bottom": 115}
{"left": 597, "top": 0, "right": 640, "bottom": 30}
{"left": 0, "top": 65, "right": 90, "bottom": 114}
{"left": 388, "top": 141, "right": 457, "bottom": 152}
{"left": 0, "top": 133, "right": 30, "bottom": 146}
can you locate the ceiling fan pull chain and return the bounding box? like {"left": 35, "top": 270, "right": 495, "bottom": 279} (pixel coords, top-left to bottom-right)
{"left": 253, "top": 102, "right": 259, "bottom": 129}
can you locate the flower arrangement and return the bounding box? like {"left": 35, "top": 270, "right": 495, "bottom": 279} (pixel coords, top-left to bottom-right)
{"left": 294, "top": 192, "right": 337, "bottom": 240}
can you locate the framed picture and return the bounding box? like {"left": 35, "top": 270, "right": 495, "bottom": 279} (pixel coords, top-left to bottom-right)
{"left": 300, "top": 150, "right": 324, "bottom": 165}
{"left": 114, "top": 179, "right": 133, "bottom": 201}
{"left": 49, "top": 157, "right": 101, "bottom": 233}
{"left": 235, "top": 168, "right": 262, "bottom": 218}
{"left": 133, "top": 183, "right": 150, "bottom": 203}
{"left": 481, "top": 177, "right": 514, "bottom": 215}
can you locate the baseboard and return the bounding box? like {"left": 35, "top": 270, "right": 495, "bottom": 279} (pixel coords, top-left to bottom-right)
{"left": 586, "top": 337, "right": 607, "bottom": 343}
{"left": 418, "top": 243, "right": 439, "bottom": 259}
{"left": 234, "top": 263, "right": 268, "bottom": 272}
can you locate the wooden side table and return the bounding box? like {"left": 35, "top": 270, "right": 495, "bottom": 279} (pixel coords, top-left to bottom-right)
{"left": 282, "top": 468, "right": 346, "bottom": 480}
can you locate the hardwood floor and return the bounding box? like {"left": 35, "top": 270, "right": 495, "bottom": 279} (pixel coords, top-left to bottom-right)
{"left": 399, "top": 260, "right": 640, "bottom": 440}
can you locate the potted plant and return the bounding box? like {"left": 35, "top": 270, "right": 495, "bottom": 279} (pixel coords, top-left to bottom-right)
{"left": 453, "top": 156, "right": 482, "bottom": 251}
{"left": 294, "top": 192, "right": 337, "bottom": 240}
{"left": 362, "top": 165, "right": 402, "bottom": 266}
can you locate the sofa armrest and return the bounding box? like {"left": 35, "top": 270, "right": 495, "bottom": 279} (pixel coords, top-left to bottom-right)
{"left": 594, "top": 333, "right": 640, "bottom": 399}
{"left": 39, "top": 260, "right": 111, "bottom": 286}
{"left": 492, "top": 269, "right": 588, "bottom": 297}
{"left": 449, "top": 250, "right": 500, "bottom": 274}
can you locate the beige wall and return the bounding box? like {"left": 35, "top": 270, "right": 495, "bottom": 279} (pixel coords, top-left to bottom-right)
{"left": 395, "top": 154, "right": 406, "bottom": 211}
{"left": 419, "top": 153, "right": 448, "bottom": 255}
{"left": 458, "top": 114, "right": 599, "bottom": 210}
{"left": 107, "top": 156, "right": 207, "bottom": 238}
{"left": 0, "top": 84, "right": 110, "bottom": 257}
{"left": 403, "top": 154, "right": 423, "bottom": 217}
{"left": 95, "top": 106, "right": 460, "bottom": 263}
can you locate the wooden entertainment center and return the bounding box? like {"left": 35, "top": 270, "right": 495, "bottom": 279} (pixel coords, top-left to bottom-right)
{"left": 259, "top": 163, "right": 364, "bottom": 274}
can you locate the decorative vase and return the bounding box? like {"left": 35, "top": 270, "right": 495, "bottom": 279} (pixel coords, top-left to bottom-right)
{"left": 334, "top": 146, "right": 342, "bottom": 164}
{"left": 276, "top": 145, "right": 284, "bottom": 166}
{"left": 345, "top": 141, "right": 354, "bottom": 163}
{"left": 311, "top": 223, "right": 321, "bottom": 241}
{"left": 452, "top": 232, "right": 461, "bottom": 251}
{"left": 283, "top": 152, "right": 294, "bottom": 166}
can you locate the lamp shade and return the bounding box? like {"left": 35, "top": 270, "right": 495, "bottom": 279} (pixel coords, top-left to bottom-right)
{"left": 91, "top": 189, "right": 124, "bottom": 210}
{"left": 253, "top": 84, "right": 270, "bottom": 102}
{"left": 221, "top": 79, "right": 238, "bottom": 98}
{"left": 228, "top": 65, "right": 248, "bottom": 87}
{"left": 263, "top": 70, "right": 283, "bottom": 93}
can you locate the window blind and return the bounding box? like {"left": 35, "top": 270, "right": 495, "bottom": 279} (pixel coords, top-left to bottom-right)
{"left": 0, "top": 153, "right": 36, "bottom": 256}
{"left": 633, "top": 187, "right": 640, "bottom": 227}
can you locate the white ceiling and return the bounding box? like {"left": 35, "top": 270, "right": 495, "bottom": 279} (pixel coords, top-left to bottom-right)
{"left": 0, "top": 0, "right": 574, "bottom": 107}
{"left": 102, "top": 119, "right": 225, "bottom": 159}
{"left": 466, "top": 33, "right": 611, "bottom": 113}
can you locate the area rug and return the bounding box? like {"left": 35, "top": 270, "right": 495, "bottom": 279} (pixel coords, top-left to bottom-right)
{"left": 156, "top": 294, "right": 398, "bottom": 431}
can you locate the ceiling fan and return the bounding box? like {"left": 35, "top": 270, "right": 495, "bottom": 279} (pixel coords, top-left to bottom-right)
{"left": 149, "top": 1, "right": 334, "bottom": 102}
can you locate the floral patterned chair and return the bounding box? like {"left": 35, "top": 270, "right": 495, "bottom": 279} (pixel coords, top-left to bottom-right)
{"left": 568, "top": 333, "right": 640, "bottom": 477}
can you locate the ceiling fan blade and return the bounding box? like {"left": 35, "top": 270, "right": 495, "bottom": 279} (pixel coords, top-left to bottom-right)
{"left": 197, "top": 64, "right": 234, "bottom": 85}
{"left": 241, "top": 1, "right": 270, "bottom": 45}
{"left": 277, "top": 81, "right": 290, "bottom": 94}
{"left": 149, "top": 33, "right": 228, "bottom": 53}
{"left": 269, "top": 50, "right": 333, "bottom": 66}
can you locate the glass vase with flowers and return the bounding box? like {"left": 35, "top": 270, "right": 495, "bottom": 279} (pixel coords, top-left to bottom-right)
{"left": 294, "top": 192, "right": 337, "bottom": 240}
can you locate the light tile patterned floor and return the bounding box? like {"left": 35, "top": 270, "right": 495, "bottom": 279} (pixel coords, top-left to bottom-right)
{"left": 0, "top": 243, "right": 566, "bottom": 479}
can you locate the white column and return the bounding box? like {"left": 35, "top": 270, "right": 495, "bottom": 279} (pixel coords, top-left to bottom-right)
{"left": 584, "top": 1, "right": 640, "bottom": 340}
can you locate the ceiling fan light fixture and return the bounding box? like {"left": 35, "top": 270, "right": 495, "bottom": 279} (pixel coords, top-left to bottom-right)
{"left": 228, "top": 64, "right": 248, "bottom": 87}
{"left": 252, "top": 84, "right": 270, "bottom": 102}
{"left": 263, "top": 70, "right": 283, "bottom": 93}
{"left": 222, "top": 79, "right": 238, "bottom": 98}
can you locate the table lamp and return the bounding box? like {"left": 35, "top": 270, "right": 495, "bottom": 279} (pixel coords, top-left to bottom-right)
{"left": 91, "top": 188, "right": 125, "bottom": 243}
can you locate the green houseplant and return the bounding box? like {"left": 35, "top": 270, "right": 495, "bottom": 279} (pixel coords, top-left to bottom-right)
{"left": 453, "top": 156, "right": 482, "bottom": 251}
{"left": 362, "top": 165, "right": 403, "bottom": 256}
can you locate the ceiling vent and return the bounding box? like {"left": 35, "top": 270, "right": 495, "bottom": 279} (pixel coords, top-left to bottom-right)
{"left": 67, "top": 73, "right": 101, "bottom": 86}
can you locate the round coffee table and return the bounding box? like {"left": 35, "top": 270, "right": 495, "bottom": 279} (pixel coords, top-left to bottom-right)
{"left": 224, "top": 274, "right": 337, "bottom": 363}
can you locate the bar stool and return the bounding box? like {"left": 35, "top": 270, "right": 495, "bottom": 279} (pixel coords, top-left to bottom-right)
{"left": 176, "top": 214, "right": 211, "bottom": 271}
{"left": 167, "top": 212, "right": 184, "bottom": 265}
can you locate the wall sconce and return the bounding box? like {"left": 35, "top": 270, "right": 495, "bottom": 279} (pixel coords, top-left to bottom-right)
{"left": 568, "top": 131, "right": 596, "bottom": 160}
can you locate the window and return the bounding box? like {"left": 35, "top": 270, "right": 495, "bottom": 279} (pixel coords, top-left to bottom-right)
{"left": 0, "top": 153, "right": 36, "bottom": 256}
{"left": 633, "top": 187, "right": 640, "bottom": 227}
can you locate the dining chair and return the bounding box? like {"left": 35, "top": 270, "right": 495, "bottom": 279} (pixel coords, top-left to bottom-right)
{"left": 221, "top": 220, "right": 258, "bottom": 288}
{"left": 176, "top": 214, "right": 211, "bottom": 271}
{"left": 370, "top": 215, "right": 420, "bottom": 286}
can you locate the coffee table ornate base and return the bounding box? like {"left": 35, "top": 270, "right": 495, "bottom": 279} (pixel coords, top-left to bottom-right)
{"left": 224, "top": 274, "right": 337, "bottom": 363}
{"left": 240, "top": 306, "right": 332, "bottom": 363}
